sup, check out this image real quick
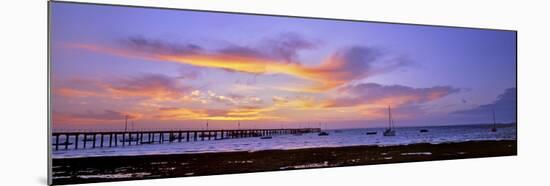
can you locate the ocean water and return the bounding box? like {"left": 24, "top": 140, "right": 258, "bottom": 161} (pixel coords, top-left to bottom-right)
{"left": 51, "top": 124, "right": 516, "bottom": 158}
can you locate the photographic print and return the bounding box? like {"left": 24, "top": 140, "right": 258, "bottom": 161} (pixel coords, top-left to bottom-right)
{"left": 49, "top": 1, "right": 517, "bottom": 185}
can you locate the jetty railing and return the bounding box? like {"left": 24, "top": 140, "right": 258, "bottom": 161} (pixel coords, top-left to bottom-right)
{"left": 51, "top": 128, "right": 321, "bottom": 151}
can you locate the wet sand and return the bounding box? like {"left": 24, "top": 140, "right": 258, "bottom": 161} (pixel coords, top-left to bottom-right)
{"left": 52, "top": 140, "right": 516, "bottom": 185}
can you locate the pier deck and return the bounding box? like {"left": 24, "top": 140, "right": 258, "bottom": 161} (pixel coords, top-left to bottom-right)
{"left": 51, "top": 128, "right": 321, "bottom": 150}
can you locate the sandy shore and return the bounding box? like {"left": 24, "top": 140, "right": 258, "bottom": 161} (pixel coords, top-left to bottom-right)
{"left": 52, "top": 140, "right": 516, "bottom": 185}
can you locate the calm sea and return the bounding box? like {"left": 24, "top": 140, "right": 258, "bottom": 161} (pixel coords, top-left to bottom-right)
{"left": 52, "top": 124, "right": 516, "bottom": 158}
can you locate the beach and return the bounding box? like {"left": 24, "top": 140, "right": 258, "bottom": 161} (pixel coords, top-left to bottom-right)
{"left": 52, "top": 139, "right": 516, "bottom": 185}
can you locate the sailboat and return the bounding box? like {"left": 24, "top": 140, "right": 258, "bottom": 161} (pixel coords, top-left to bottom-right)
{"left": 491, "top": 109, "right": 497, "bottom": 132}
{"left": 318, "top": 122, "right": 329, "bottom": 136}
{"left": 383, "top": 106, "right": 396, "bottom": 136}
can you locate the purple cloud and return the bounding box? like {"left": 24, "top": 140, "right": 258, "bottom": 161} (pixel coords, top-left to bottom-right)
{"left": 453, "top": 88, "right": 516, "bottom": 122}
{"left": 324, "top": 83, "right": 460, "bottom": 107}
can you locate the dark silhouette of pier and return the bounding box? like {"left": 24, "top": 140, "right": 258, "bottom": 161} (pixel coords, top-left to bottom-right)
{"left": 51, "top": 128, "right": 320, "bottom": 150}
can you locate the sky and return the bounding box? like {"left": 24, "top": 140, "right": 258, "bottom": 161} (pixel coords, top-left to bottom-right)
{"left": 50, "top": 2, "right": 517, "bottom": 131}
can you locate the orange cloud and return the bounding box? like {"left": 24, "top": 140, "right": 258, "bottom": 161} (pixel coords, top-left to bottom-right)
{"left": 155, "top": 106, "right": 280, "bottom": 121}
{"left": 155, "top": 107, "right": 209, "bottom": 120}
{"left": 323, "top": 83, "right": 459, "bottom": 108}
{"left": 309, "top": 83, "right": 460, "bottom": 120}
{"left": 271, "top": 95, "right": 320, "bottom": 109}
{"left": 54, "top": 74, "right": 188, "bottom": 102}
{"left": 189, "top": 90, "right": 264, "bottom": 106}
{"left": 54, "top": 87, "right": 102, "bottom": 97}
{"left": 158, "top": 52, "right": 373, "bottom": 92}
{"left": 71, "top": 38, "right": 408, "bottom": 91}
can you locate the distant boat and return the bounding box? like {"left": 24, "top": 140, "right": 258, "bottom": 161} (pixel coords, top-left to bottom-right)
{"left": 419, "top": 129, "right": 429, "bottom": 133}
{"left": 383, "top": 128, "right": 395, "bottom": 136}
{"left": 366, "top": 131, "right": 377, "bottom": 135}
{"left": 383, "top": 105, "right": 396, "bottom": 137}
{"left": 318, "top": 131, "right": 329, "bottom": 136}
{"left": 318, "top": 122, "right": 330, "bottom": 136}
{"left": 491, "top": 109, "right": 498, "bottom": 132}
{"left": 260, "top": 136, "right": 272, "bottom": 139}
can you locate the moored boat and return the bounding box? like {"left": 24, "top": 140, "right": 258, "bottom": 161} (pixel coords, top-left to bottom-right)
{"left": 318, "top": 131, "right": 329, "bottom": 136}
{"left": 383, "top": 105, "right": 396, "bottom": 137}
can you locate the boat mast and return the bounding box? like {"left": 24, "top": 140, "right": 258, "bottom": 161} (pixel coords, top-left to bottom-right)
{"left": 493, "top": 109, "right": 497, "bottom": 128}
{"left": 388, "top": 105, "right": 392, "bottom": 129}
{"left": 391, "top": 108, "right": 394, "bottom": 129}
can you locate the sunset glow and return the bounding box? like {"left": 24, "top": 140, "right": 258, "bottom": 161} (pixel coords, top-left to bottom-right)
{"left": 51, "top": 3, "right": 516, "bottom": 131}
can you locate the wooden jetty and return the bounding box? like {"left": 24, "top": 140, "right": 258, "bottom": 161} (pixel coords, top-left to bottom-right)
{"left": 51, "top": 128, "right": 320, "bottom": 151}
